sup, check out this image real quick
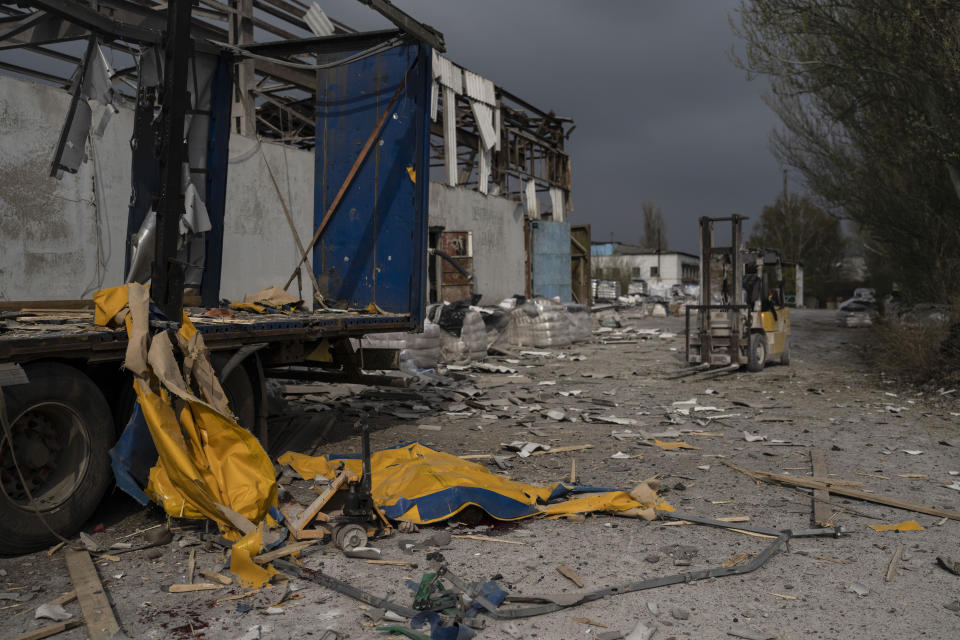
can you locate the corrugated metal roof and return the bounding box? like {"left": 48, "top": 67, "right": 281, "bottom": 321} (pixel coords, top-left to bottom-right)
{"left": 433, "top": 53, "right": 462, "bottom": 93}
{"left": 463, "top": 70, "right": 495, "bottom": 106}
{"left": 304, "top": 3, "right": 334, "bottom": 37}
{"left": 470, "top": 101, "right": 497, "bottom": 150}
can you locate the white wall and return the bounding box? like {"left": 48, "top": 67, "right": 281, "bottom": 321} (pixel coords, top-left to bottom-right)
{"left": 428, "top": 182, "right": 526, "bottom": 303}
{"left": 592, "top": 253, "right": 699, "bottom": 288}
{"left": 219, "top": 137, "right": 315, "bottom": 302}
{"left": 0, "top": 74, "right": 317, "bottom": 303}
{"left": 0, "top": 74, "right": 131, "bottom": 300}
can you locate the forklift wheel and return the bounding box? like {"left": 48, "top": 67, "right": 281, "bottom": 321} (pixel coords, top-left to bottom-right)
{"left": 747, "top": 332, "right": 767, "bottom": 372}
{"left": 780, "top": 338, "right": 791, "bottom": 366}
{"left": 335, "top": 523, "right": 369, "bottom": 551}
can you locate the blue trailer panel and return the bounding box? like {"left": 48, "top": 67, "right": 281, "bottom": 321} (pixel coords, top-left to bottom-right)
{"left": 530, "top": 220, "right": 573, "bottom": 301}
{"left": 314, "top": 36, "right": 430, "bottom": 327}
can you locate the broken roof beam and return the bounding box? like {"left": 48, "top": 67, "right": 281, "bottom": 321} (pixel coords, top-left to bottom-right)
{"left": 0, "top": 58, "right": 72, "bottom": 86}
{"left": 357, "top": 0, "right": 444, "bottom": 51}
{"left": 23, "top": 0, "right": 223, "bottom": 51}
{"left": 253, "top": 91, "right": 315, "bottom": 128}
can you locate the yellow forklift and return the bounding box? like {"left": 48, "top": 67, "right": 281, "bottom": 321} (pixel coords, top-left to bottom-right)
{"left": 685, "top": 215, "right": 790, "bottom": 372}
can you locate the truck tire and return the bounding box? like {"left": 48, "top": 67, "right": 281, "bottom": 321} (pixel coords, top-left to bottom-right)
{"left": 780, "top": 337, "right": 791, "bottom": 366}
{"left": 0, "top": 362, "right": 113, "bottom": 554}
{"left": 747, "top": 332, "right": 767, "bottom": 372}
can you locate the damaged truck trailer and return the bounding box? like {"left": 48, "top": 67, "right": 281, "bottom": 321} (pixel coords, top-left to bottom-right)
{"left": 0, "top": 1, "right": 437, "bottom": 554}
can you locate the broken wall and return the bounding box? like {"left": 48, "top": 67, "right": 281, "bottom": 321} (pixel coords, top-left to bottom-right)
{"left": 428, "top": 182, "right": 525, "bottom": 304}
{"left": 0, "top": 74, "right": 131, "bottom": 301}
{"left": 0, "top": 74, "right": 315, "bottom": 303}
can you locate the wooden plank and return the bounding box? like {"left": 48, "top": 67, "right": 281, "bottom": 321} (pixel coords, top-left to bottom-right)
{"left": 10, "top": 619, "right": 84, "bottom": 640}
{"left": 529, "top": 444, "right": 593, "bottom": 456}
{"left": 810, "top": 449, "right": 833, "bottom": 527}
{"left": 723, "top": 461, "right": 960, "bottom": 521}
{"left": 0, "top": 300, "right": 93, "bottom": 312}
{"left": 253, "top": 540, "right": 316, "bottom": 565}
{"left": 187, "top": 548, "right": 196, "bottom": 584}
{"left": 661, "top": 515, "right": 750, "bottom": 527}
{"left": 289, "top": 471, "right": 352, "bottom": 537}
{"left": 198, "top": 571, "right": 233, "bottom": 585}
{"left": 64, "top": 549, "right": 120, "bottom": 640}
{"left": 168, "top": 583, "right": 223, "bottom": 593}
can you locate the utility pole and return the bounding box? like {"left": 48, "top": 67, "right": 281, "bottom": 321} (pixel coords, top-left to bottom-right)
{"left": 151, "top": 0, "right": 194, "bottom": 323}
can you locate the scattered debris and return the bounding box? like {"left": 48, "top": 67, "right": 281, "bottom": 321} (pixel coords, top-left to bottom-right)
{"left": 846, "top": 582, "right": 869, "bottom": 597}
{"left": 556, "top": 564, "right": 584, "bottom": 588}
{"left": 653, "top": 440, "right": 699, "bottom": 450}
{"left": 34, "top": 603, "right": 72, "bottom": 622}
{"left": 624, "top": 620, "right": 657, "bottom": 640}
{"left": 868, "top": 520, "right": 924, "bottom": 532}
{"left": 937, "top": 556, "right": 960, "bottom": 576}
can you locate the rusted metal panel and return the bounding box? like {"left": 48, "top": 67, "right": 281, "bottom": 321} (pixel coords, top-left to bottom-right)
{"left": 571, "top": 224, "right": 591, "bottom": 305}
{"left": 439, "top": 230, "right": 473, "bottom": 302}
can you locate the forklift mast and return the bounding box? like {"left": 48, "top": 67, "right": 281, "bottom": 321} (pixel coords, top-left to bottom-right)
{"left": 695, "top": 215, "right": 747, "bottom": 362}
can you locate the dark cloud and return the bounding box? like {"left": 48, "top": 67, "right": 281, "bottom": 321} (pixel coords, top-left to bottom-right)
{"left": 322, "top": 0, "right": 784, "bottom": 251}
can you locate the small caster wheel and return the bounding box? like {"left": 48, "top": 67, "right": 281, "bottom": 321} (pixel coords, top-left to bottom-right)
{"left": 335, "top": 523, "right": 368, "bottom": 551}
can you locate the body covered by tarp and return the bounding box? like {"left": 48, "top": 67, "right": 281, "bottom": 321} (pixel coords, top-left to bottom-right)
{"left": 94, "top": 284, "right": 277, "bottom": 536}
{"left": 278, "top": 443, "right": 671, "bottom": 524}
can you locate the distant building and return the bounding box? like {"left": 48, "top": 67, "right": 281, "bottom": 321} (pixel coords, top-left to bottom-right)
{"left": 591, "top": 242, "right": 699, "bottom": 288}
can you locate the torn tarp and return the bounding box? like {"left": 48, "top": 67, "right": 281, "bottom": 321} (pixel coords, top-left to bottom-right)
{"left": 278, "top": 443, "right": 672, "bottom": 524}
{"left": 230, "top": 285, "right": 304, "bottom": 314}
{"left": 94, "top": 284, "right": 277, "bottom": 536}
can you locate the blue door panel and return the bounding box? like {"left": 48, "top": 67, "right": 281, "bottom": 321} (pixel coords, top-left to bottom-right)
{"left": 531, "top": 220, "right": 572, "bottom": 302}
{"left": 314, "top": 38, "right": 430, "bottom": 327}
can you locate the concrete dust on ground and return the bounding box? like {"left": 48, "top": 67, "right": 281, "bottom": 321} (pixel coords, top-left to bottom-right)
{"left": 2, "top": 309, "right": 959, "bottom": 639}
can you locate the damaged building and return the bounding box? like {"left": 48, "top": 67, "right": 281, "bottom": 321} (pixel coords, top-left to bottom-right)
{"left": 0, "top": 0, "right": 579, "bottom": 307}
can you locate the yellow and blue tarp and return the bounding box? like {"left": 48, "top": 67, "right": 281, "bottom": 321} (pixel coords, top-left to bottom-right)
{"left": 278, "top": 443, "right": 671, "bottom": 523}
{"left": 94, "top": 284, "right": 277, "bottom": 537}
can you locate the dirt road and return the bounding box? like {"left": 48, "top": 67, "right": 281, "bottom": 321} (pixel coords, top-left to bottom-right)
{"left": 3, "top": 309, "right": 958, "bottom": 639}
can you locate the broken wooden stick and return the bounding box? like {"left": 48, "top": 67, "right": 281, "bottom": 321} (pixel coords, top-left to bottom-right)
{"left": 11, "top": 619, "right": 84, "bottom": 640}
{"left": 530, "top": 444, "right": 593, "bottom": 456}
{"left": 253, "top": 540, "right": 316, "bottom": 565}
{"left": 556, "top": 564, "right": 584, "bottom": 588}
{"left": 168, "top": 583, "right": 223, "bottom": 593}
{"left": 452, "top": 534, "right": 524, "bottom": 545}
{"left": 288, "top": 470, "right": 355, "bottom": 538}
{"left": 199, "top": 571, "right": 233, "bottom": 585}
{"left": 661, "top": 515, "right": 749, "bottom": 526}
{"left": 885, "top": 544, "right": 905, "bottom": 583}
{"left": 810, "top": 449, "right": 834, "bottom": 527}
{"left": 723, "top": 461, "right": 960, "bottom": 521}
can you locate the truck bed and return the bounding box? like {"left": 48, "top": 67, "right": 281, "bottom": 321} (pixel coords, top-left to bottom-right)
{"left": 0, "top": 308, "right": 412, "bottom": 364}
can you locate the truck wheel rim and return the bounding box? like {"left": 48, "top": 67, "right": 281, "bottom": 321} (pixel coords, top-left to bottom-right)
{"left": 1, "top": 402, "right": 91, "bottom": 512}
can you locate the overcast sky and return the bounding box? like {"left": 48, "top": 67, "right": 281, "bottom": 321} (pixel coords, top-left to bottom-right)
{"left": 321, "top": 0, "right": 786, "bottom": 253}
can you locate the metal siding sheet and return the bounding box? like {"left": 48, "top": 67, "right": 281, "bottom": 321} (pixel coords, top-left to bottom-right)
{"left": 314, "top": 41, "right": 430, "bottom": 323}
{"left": 531, "top": 220, "right": 572, "bottom": 301}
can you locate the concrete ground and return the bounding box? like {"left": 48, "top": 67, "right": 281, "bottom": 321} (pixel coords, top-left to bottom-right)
{"left": 2, "top": 309, "right": 959, "bottom": 640}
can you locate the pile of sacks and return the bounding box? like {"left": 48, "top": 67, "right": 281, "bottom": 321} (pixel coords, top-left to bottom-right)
{"left": 439, "top": 309, "right": 487, "bottom": 364}
{"left": 359, "top": 322, "right": 443, "bottom": 369}
{"left": 504, "top": 298, "right": 592, "bottom": 348}
{"left": 359, "top": 296, "right": 592, "bottom": 370}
